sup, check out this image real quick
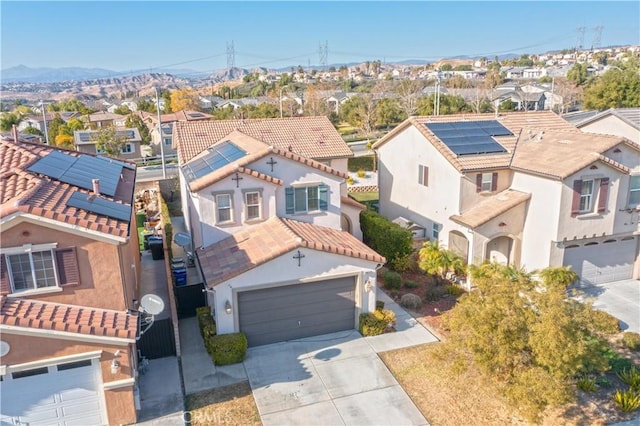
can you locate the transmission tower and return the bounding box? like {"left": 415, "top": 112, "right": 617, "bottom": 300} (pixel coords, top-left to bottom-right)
{"left": 318, "top": 41, "right": 328, "bottom": 70}
{"left": 576, "top": 26, "right": 586, "bottom": 51}
{"left": 592, "top": 25, "right": 604, "bottom": 49}
{"left": 226, "top": 41, "right": 236, "bottom": 69}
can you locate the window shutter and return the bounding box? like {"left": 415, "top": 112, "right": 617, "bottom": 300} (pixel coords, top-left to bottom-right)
{"left": 491, "top": 172, "right": 498, "bottom": 191}
{"left": 418, "top": 165, "right": 423, "bottom": 185}
{"left": 55, "top": 247, "right": 80, "bottom": 287}
{"left": 319, "top": 184, "right": 329, "bottom": 211}
{"left": 285, "top": 187, "right": 294, "bottom": 214}
{"left": 0, "top": 255, "right": 9, "bottom": 295}
{"left": 571, "top": 180, "right": 582, "bottom": 216}
{"left": 476, "top": 174, "right": 482, "bottom": 192}
{"left": 598, "top": 178, "right": 609, "bottom": 213}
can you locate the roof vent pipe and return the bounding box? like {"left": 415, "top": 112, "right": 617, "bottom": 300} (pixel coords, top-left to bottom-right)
{"left": 92, "top": 179, "right": 100, "bottom": 196}
{"left": 12, "top": 124, "right": 19, "bottom": 143}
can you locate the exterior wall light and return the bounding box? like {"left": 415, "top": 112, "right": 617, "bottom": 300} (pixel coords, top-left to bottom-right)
{"left": 111, "top": 359, "right": 121, "bottom": 375}
{"left": 225, "top": 300, "right": 232, "bottom": 315}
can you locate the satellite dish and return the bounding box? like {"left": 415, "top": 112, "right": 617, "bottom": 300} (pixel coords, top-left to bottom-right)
{"left": 173, "top": 232, "right": 192, "bottom": 247}
{"left": 140, "top": 294, "right": 165, "bottom": 315}
{"left": 0, "top": 341, "right": 10, "bottom": 357}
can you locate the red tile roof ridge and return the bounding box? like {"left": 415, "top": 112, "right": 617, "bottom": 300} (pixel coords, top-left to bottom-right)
{"left": 236, "top": 166, "right": 284, "bottom": 185}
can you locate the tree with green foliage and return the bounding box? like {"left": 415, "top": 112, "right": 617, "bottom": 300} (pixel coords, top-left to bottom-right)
{"left": 212, "top": 106, "right": 236, "bottom": 120}
{"left": 440, "top": 64, "right": 453, "bottom": 71}
{"left": 453, "top": 65, "right": 472, "bottom": 71}
{"left": 418, "top": 240, "right": 465, "bottom": 284}
{"left": 49, "top": 98, "right": 93, "bottom": 114}
{"left": 583, "top": 68, "right": 640, "bottom": 110}
{"left": 516, "top": 54, "right": 534, "bottom": 67}
{"left": 375, "top": 98, "right": 404, "bottom": 128}
{"left": 47, "top": 114, "right": 65, "bottom": 144}
{"left": 161, "top": 90, "right": 172, "bottom": 113}
{"left": 125, "top": 114, "right": 151, "bottom": 144}
{"left": 112, "top": 105, "right": 132, "bottom": 115}
{"left": 22, "top": 126, "right": 44, "bottom": 138}
{"left": 0, "top": 112, "right": 23, "bottom": 131}
{"left": 58, "top": 117, "right": 84, "bottom": 137}
{"left": 91, "top": 127, "right": 126, "bottom": 158}
{"left": 137, "top": 99, "right": 157, "bottom": 113}
{"left": 498, "top": 98, "right": 516, "bottom": 112}
{"left": 441, "top": 263, "right": 618, "bottom": 421}
{"left": 567, "top": 63, "right": 589, "bottom": 86}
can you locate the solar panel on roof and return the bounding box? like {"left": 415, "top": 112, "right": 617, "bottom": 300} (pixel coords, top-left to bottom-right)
{"left": 424, "top": 120, "right": 510, "bottom": 157}
{"left": 67, "top": 192, "right": 131, "bottom": 222}
{"left": 182, "top": 141, "right": 247, "bottom": 182}
{"left": 27, "top": 151, "right": 75, "bottom": 179}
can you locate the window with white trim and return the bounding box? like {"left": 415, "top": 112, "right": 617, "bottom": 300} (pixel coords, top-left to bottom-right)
{"left": 285, "top": 184, "right": 328, "bottom": 214}
{"left": 481, "top": 173, "right": 493, "bottom": 192}
{"left": 579, "top": 179, "right": 594, "bottom": 212}
{"left": 418, "top": 165, "right": 429, "bottom": 187}
{"left": 432, "top": 222, "right": 441, "bottom": 239}
{"left": 629, "top": 176, "right": 640, "bottom": 208}
{"left": 163, "top": 137, "right": 172, "bottom": 146}
{"left": 1, "top": 244, "right": 70, "bottom": 293}
{"left": 215, "top": 193, "right": 233, "bottom": 223}
{"left": 120, "top": 143, "right": 135, "bottom": 154}
{"left": 244, "top": 191, "right": 261, "bottom": 220}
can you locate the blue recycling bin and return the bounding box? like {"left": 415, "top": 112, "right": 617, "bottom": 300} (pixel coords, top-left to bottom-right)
{"left": 173, "top": 267, "right": 187, "bottom": 287}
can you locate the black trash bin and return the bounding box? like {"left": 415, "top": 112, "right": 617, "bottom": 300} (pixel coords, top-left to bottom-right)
{"left": 148, "top": 236, "right": 164, "bottom": 260}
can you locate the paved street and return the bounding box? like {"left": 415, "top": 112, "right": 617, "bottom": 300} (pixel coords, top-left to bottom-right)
{"left": 136, "top": 163, "right": 179, "bottom": 182}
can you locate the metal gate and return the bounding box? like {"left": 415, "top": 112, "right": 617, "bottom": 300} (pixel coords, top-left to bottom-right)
{"left": 174, "top": 282, "right": 206, "bottom": 319}
{"left": 137, "top": 318, "right": 176, "bottom": 359}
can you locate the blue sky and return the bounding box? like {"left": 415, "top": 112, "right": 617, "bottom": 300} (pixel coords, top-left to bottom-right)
{"left": 2, "top": 1, "right": 639, "bottom": 74}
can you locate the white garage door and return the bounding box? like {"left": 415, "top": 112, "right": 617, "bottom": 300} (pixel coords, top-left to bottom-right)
{"left": 564, "top": 237, "right": 637, "bottom": 286}
{"left": 1, "top": 358, "right": 108, "bottom": 426}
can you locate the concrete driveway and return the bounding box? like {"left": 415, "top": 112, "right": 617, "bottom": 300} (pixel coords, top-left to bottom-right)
{"left": 579, "top": 279, "right": 640, "bottom": 333}
{"left": 244, "top": 329, "right": 431, "bottom": 426}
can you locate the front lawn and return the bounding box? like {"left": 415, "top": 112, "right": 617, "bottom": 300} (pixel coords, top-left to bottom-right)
{"left": 185, "top": 381, "right": 260, "bottom": 426}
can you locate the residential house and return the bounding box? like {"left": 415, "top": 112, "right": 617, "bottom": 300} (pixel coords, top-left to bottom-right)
{"left": 108, "top": 100, "right": 138, "bottom": 114}
{"left": 138, "top": 110, "right": 212, "bottom": 157}
{"left": 199, "top": 96, "right": 225, "bottom": 111}
{"left": 563, "top": 108, "right": 640, "bottom": 144}
{"left": 87, "top": 111, "right": 127, "bottom": 128}
{"left": 0, "top": 138, "right": 141, "bottom": 425}
{"left": 74, "top": 127, "right": 143, "bottom": 160}
{"left": 492, "top": 86, "right": 546, "bottom": 111}
{"left": 150, "top": 122, "right": 175, "bottom": 158}
{"left": 172, "top": 117, "right": 384, "bottom": 347}
{"left": 18, "top": 112, "right": 81, "bottom": 134}
{"left": 325, "top": 92, "right": 355, "bottom": 114}
{"left": 374, "top": 111, "right": 640, "bottom": 286}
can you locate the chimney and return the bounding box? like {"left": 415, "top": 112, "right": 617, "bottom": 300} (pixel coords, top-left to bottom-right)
{"left": 92, "top": 179, "right": 101, "bottom": 196}
{"left": 12, "top": 124, "right": 19, "bottom": 143}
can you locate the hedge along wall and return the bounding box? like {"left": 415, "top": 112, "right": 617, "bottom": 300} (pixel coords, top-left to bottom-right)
{"left": 360, "top": 209, "right": 413, "bottom": 270}
{"left": 158, "top": 192, "right": 173, "bottom": 260}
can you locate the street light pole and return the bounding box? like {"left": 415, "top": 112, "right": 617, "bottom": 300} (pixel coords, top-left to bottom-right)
{"left": 279, "top": 87, "right": 284, "bottom": 119}
{"left": 154, "top": 87, "right": 166, "bottom": 179}
{"left": 41, "top": 100, "right": 50, "bottom": 145}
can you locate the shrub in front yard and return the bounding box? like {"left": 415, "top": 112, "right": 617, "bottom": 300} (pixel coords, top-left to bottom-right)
{"left": 576, "top": 376, "right": 597, "bottom": 392}
{"left": 360, "top": 209, "right": 413, "bottom": 271}
{"left": 375, "top": 300, "right": 385, "bottom": 311}
{"left": 425, "top": 285, "right": 447, "bottom": 302}
{"left": 383, "top": 271, "right": 402, "bottom": 289}
{"left": 445, "top": 284, "right": 465, "bottom": 296}
{"left": 613, "top": 389, "right": 640, "bottom": 412}
{"left": 196, "top": 306, "right": 216, "bottom": 338}
{"left": 359, "top": 309, "right": 396, "bottom": 336}
{"left": 404, "top": 280, "right": 419, "bottom": 289}
{"left": 591, "top": 309, "right": 621, "bottom": 334}
{"left": 622, "top": 332, "right": 640, "bottom": 351}
{"left": 618, "top": 367, "right": 640, "bottom": 391}
{"left": 400, "top": 293, "right": 422, "bottom": 309}
{"left": 206, "top": 333, "right": 248, "bottom": 365}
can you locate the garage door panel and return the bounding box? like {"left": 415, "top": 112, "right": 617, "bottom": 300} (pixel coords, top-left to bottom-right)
{"left": 564, "top": 237, "right": 636, "bottom": 286}
{"left": 238, "top": 277, "right": 356, "bottom": 346}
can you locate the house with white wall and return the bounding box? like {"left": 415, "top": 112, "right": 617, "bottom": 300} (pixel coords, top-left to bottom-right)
{"left": 563, "top": 107, "right": 640, "bottom": 144}
{"left": 172, "top": 117, "right": 384, "bottom": 347}
{"left": 374, "top": 111, "right": 640, "bottom": 286}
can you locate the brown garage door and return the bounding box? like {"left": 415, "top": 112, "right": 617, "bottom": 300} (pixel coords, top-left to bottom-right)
{"left": 238, "top": 276, "right": 356, "bottom": 346}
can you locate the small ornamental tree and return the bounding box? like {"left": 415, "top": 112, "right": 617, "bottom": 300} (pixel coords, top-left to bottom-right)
{"left": 91, "top": 127, "right": 126, "bottom": 158}
{"left": 418, "top": 241, "right": 465, "bottom": 284}
{"left": 441, "top": 263, "right": 617, "bottom": 421}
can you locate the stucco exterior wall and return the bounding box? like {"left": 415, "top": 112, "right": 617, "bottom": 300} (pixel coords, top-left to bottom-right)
{"left": 211, "top": 249, "right": 380, "bottom": 335}
{"left": 1, "top": 221, "right": 133, "bottom": 311}
{"left": 1, "top": 333, "right": 136, "bottom": 425}
{"left": 580, "top": 116, "right": 640, "bottom": 143}
{"left": 459, "top": 169, "right": 513, "bottom": 212}
{"left": 473, "top": 202, "right": 527, "bottom": 267}
{"left": 377, "top": 125, "right": 461, "bottom": 241}
{"left": 511, "top": 172, "right": 562, "bottom": 271}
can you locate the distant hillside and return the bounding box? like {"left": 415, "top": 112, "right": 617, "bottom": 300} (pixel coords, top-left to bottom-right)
{"left": 0, "top": 65, "right": 201, "bottom": 83}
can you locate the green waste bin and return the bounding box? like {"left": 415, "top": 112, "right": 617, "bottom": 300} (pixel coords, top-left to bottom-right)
{"left": 136, "top": 210, "right": 146, "bottom": 228}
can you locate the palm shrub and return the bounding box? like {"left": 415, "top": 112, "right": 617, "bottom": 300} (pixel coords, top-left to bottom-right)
{"left": 418, "top": 241, "right": 465, "bottom": 285}
{"left": 618, "top": 367, "right": 640, "bottom": 391}
{"left": 622, "top": 332, "right": 640, "bottom": 351}
{"left": 613, "top": 389, "right": 640, "bottom": 412}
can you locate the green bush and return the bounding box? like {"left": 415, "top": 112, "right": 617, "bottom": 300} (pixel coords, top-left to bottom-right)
{"left": 576, "top": 376, "right": 596, "bottom": 392}
{"left": 383, "top": 271, "right": 402, "bottom": 289}
{"left": 206, "top": 333, "right": 248, "bottom": 365}
{"left": 359, "top": 309, "right": 396, "bottom": 337}
{"left": 622, "top": 332, "right": 640, "bottom": 351}
{"left": 591, "top": 309, "right": 621, "bottom": 334}
{"left": 608, "top": 353, "right": 636, "bottom": 374}
{"left": 404, "top": 280, "right": 419, "bottom": 289}
{"left": 618, "top": 367, "right": 640, "bottom": 391}
{"left": 389, "top": 253, "right": 414, "bottom": 272}
{"left": 196, "top": 306, "right": 215, "bottom": 338}
{"left": 360, "top": 209, "right": 413, "bottom": 271}
{"left": 400, "top": 293, "right": 422, "bottom": 309}
{"left": 445, "top": 284, "right": 465, "bottom": 296}
{"left": 613, "top": 389, "right": 640, "bottom": 412}
{"left": 375, "top": 300, "right": 385, "bottom": 311}
{"left": 596, "top": 376, "right": 612, "bottom": 388}
{"left": 425, "top": 285, "right": 447, "bottom": 302}
{"left": 159, "top": 193, "right": 173, "bottom": 260}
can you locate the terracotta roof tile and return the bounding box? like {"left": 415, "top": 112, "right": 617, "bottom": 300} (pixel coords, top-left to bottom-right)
{"left": 0, "top": 297, "right": 137, "bottom": 341}
{"left": 450, "top": 189, "right": 531, "bottom": 229}
{"left": 198, "top": 217, "right": 385, "bottom": 287}
{"left": 174, "top": 116, "right": 353, "bottom": 164}
{"left": 0, "top": 139, "right": 135, "bottom": 238}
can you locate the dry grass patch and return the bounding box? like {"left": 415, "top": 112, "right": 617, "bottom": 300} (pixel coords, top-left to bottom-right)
{"left": 380, "top": 344, "right": 527, "bottom": 426}
{"left": 185, "top": 381, "right": 260, "bottom": 426}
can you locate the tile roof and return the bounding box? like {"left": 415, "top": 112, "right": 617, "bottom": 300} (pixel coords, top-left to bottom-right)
{"left": 450, "top": 189, "right": 531, "bottom": 229}
{"left": 87, "top": 111, "right": 126, "bottom": 122}
{"left": 173, "top": 116, "right": 353, "bottom": 164}
{"left": 374, "top": 111, "right": 634, "bottom": 177}
{"left": 197, "top": 217, "right": 385, "bottom": 287}
{"left": 0, "top": 139, "right": 135, "bottom": 239}
{"left": 0, "top": 296, "right": 138, "bottom": 341}
{"left": 186, "top": 130, "right": 347, "bottom": 192}
{"left": 341, "top": 195, "right": 366, "bottom": 210}
{"left": 510, "top": 131, "right": 628, "bottom": 179}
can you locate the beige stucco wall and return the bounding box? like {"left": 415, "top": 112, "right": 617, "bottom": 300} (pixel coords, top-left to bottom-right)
{"left": 580, "top": 116, "right": 640, "bottom": 143}
{"left": 75, "top": 143, "right": 141, "bottom": 161}
{"left": 1, "top": 219, "right": 138, "bottom": 311}
{"left": 459, "top": 169, "right": 513, "bottom": 212}
{"left": 472, "top": 202, "right": 527, "bottom": 267}
{"left": 1, "top": 333, "right": 137, "bottom": 426}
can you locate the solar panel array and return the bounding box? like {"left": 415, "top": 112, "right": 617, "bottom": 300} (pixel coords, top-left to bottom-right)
{"left": 27, "top": 151, "right": 125, "bottom": 196}
{"left": 67, "top": 192, "right": 131, "bottom": 222}
{"left": 182, "top": 141, "right": 247, "bottom": 182}
{"left": 425, "top": 120, "right": 512, "bottom": 156}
